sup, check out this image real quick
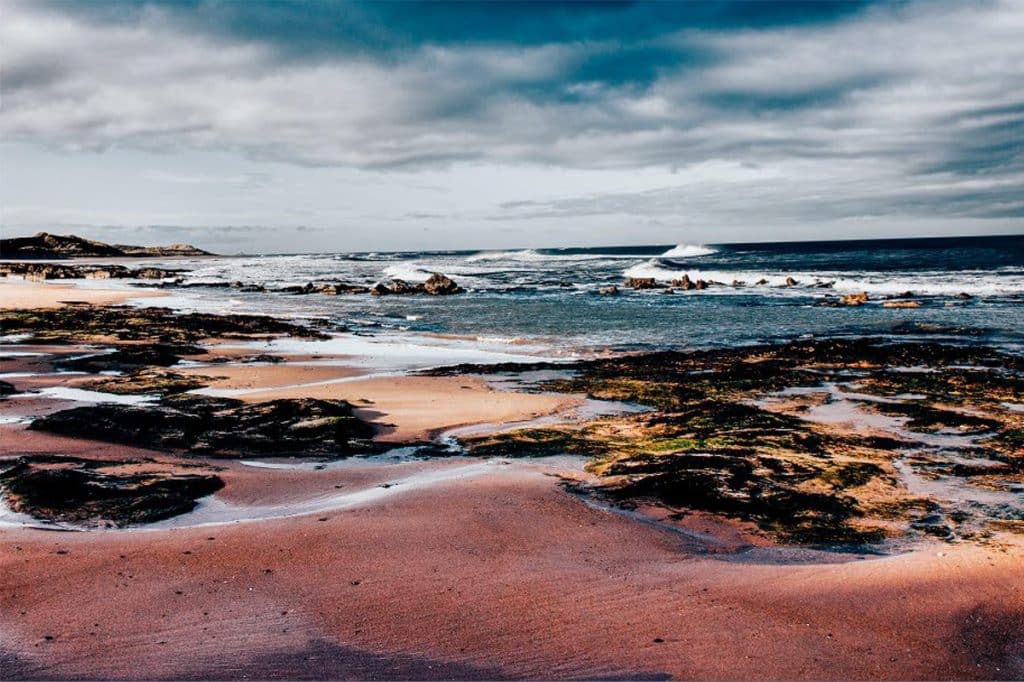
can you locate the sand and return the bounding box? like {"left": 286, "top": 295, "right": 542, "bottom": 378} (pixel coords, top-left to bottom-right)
{"left": 238, "top": 374, "right": 584, "bottom": 442}
{"left": 1, "top": 461, "right": 1021, "bottom": 680}
{"left": 0, "top": 279, "right": 164, "bottom": 309}
{"left": 2, "top": 300, "right": 1023, "bottom": 680}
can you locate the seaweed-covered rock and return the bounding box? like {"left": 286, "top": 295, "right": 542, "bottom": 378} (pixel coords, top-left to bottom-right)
{"left": 83, "top": 368, "right": 213, "bottom": 395}
{"left": 56, "top": 343, "right": 205, "bottom": 372}
{"left": 0, "top": 456, "right": 223, "bottom": 526}
{"left": 29, "top": 396, "right": 379, "bottom": 457}
{"left": 0, "top": 305, "right": 329, "bottom": 344}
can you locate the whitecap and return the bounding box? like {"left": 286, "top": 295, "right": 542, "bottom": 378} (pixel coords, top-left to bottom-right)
{"left": 660, "top": 244, "right": 717, "bottom": 258}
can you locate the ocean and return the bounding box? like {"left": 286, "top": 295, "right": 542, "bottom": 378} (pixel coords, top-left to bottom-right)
{"left": 117, "top": 234, "right": 1024, "bottom": 356}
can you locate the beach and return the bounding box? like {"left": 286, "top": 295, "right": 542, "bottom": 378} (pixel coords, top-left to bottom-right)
{"left": 1, "top": 247, "right": 1023, "bottom": 680}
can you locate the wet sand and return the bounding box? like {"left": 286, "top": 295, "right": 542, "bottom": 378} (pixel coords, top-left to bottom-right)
{"left": 0, "top": 279, "right": 165, "bottom": 309}
{"left": 1, "top": 460, "right": 1021, "bottom": 680}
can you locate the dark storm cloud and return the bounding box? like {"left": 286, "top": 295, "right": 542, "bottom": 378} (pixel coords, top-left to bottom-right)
{"left": 2, "top": 0, "right": 1022, "bottom": 230}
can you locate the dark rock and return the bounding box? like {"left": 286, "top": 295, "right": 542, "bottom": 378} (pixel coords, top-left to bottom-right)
{"left": 597, "top": 286, "right": 620, "bottom": 295}
{"left": 785, "top": 276, "right": 798, "bottom": 287}
{"left": 0, "top": 305, "right": 329, "bottom": 344}
{"left": 0, "top": 456, "right": 223, "bottom": 527}
{"left": 83, "top": 368, "right": 212, "bottom": 395}
{"left": 0, "top": 380, "right": 17, "bottom": 397}
{"left": 694, "top": 279, "right": 708, "bottom": 290}
{"left": 56, "top": 343, "right": 204, "bottom": 372}
{"left": 30, "top": 396, "right": 380, "bottom": 457}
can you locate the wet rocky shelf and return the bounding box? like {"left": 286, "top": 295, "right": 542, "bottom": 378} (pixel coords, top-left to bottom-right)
{"left": 435, "top": 336, "right": 1024, "bottom": 545}
{"left": 0, "top": 456, "right": 224, "bottom": 527}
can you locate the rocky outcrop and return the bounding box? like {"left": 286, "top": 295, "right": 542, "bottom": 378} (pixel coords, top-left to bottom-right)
{"left": 624, "top": 277, "right": 665, "bottom": 290}
{"left": 0, "top": 262, "right": 184, "bottom": 281}
{"left": 371, "top": 274, "right": 463, "bottom": 296}
{"left": 0, "top": 455, "right": 223, "bottom": 527}
{"left": 56, "top": 344, "right": 204, "bottom": 372}
{"left": 0, "top": 232, "right": 211, "bottom": 259}
{"left": 0, "top": 305, "right": 329, "bottom": 344}
{"left": 422, "top": 273, "right": 462, "bottom": 295}
{"left": 29, "top": 396, "right": 379, "bottom": 457}
{"left": 839, "top": 292, "right": 869, "bottom": 306}
{"left": 0, "top": 380, "right": 17, "bottom": 397}
{"left": 84, "top": 368, "right": 213, "bottom": 395}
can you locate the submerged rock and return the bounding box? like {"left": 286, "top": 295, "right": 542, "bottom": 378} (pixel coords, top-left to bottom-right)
{"left": 0, "top": 456, "right": 223, "bottom": 527}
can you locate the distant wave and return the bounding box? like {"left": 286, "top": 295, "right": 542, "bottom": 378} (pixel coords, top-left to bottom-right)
{"left": 466, "top": 249, "right": 642, "bottom": 262}
{"left": 660, "top": 243, "right": 717, "bottom": 258}
{"left": 466, "top": 249, "right": 547, "bottom": 262}
{"left": 623, "top": 260, "right": 1023, "bottom": 296}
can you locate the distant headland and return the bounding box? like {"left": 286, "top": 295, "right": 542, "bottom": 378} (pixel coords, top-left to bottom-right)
{"left": 0, "top": 232, "right": 213, "bottom": 259}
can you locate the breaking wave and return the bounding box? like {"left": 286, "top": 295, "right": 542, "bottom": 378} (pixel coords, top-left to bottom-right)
{"left": 660, "top": 244, "right": 717, "bottom": 258}
{"left": 623, "top": 259, "right": 1024, "bottom": 297}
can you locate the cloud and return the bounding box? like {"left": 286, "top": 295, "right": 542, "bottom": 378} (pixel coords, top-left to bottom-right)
{"left": 1, "top": 0, "right": 1022, "bottom": 244}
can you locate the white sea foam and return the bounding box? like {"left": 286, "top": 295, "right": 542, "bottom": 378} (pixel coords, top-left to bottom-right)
{"left": 623, "top": 260, "right": 1024, "bottom": 297}
{"left": 660, "top": 244, "right": 717, "bottom": 258}
{"left": 382, "top": 263, "right": 436, "bottom": 282}
{"left": 465, "top": 249, "right": 642, "bottom": 263}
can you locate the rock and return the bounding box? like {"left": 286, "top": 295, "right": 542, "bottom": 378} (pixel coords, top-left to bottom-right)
{"left": 0, "top": 262, "right": 184, "bottom": 281}
{"left": 813, "top": 281, "right": 835, "bottom": 289}
{"left": 756, "top": 278, "right": 769, "bottom": 285}
{"left": 0, "top": 232, "right": 211, "bottom": 259}
{"left": 0, "top": 380, "right": 17, "bottom": 397}
{"left": 694, "top": 279, "right": 708, "bottom": 290}
{"left": 0, "top": 456, "right": 223, "bottom": 527}
{"left": 422, "top": 273, "right": 462, "bottom": 295}
{"left": 882, "top": 300, "right": 922, "bottom": 308}
{"left": 839, "top": 292, "right": 869, "bottom": 306}
{"left": 597, "top": 286, "right": 620, "bottom": 295}
{"left": 56, "top": 343, "right": 205, "bottom": 372}
{"left": 671, "top": 275, "right": 694, "bottom": 290}
{"left": 624, "top": 277, "right": 665, "bottom": 290}
{"left": 957, "top": 292, "right": 973, "bottom": 300}
{"left": 318, "top": 282, "right": 371, "bottom": 295}
{"left": 731, "top": 280, "right": 746, "bottom": 287}
{"left": 0, "top": 306, "right": 329, "bottom": 344}
{"left": 29, "top": 396, "right": 380, "bottom": 457}
{"left": 785, "top": 276, "right": 798, "bottom": 287}
{"left": 83, "top": 368, "right": 212, "bottom": 395}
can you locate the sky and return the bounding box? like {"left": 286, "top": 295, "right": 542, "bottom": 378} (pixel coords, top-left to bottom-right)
{"left": 1, "top": 0, "right": 1022, "bottom": 254}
